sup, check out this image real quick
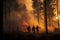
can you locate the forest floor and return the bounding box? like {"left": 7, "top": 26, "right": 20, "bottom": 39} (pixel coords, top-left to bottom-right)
{"left": 2, "top": 31, "right": 60, "bottom": 40}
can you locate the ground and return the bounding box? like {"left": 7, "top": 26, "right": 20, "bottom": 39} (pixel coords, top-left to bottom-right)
{"left": 2, "top": 31, "right": 60, "bottom": 40}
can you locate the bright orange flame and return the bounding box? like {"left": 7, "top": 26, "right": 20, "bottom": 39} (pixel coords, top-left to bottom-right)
{"left": 22, "top": 21, "right": 28, "bottom": 32}
{"left": 22, "top": 21, "right": 28, "bottom": 26}
{"left": 17, "top": 0, "right": 60, "bottom": 32}
{"left": 48, "top": 27, "right": 54, "bottom": 32}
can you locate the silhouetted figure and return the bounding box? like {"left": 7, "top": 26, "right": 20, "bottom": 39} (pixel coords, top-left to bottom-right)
{"left": 55, "top": 28, "right": 58, "bottom": 31}
{"left": 32, "top": 26, "right": 35, "bottom": 32}
{"left": 36, "top": 25, "right": 39, "bottom": 32}
{"left": 27, "top": 26, "right": 31, "bottom": 32}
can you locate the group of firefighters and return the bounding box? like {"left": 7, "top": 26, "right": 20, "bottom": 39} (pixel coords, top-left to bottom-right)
{"left": 27, "top": 25, "right": 40, "bottom": 32}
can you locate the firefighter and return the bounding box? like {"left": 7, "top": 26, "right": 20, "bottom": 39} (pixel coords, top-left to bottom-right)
{"left": 36, "top": 25, "right": 39, "bottom": 32}
{"left": 32, "top": 25, "right": 35, "bottom": 32}
{"left": 27, "top": 25, "right": 31, "bottom": 32}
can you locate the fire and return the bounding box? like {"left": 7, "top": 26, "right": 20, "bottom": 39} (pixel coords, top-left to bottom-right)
{"left": 16, "top": 0, "right": 60, "bottom": 32}
{"left": 22, "top": 21, "right": 28, "bottom": 32}
{"left": 3, "top": 0, "right": 60, "bottom": 33}
{"left": 56, "top": 16, "right": 58, "bottom": 19}
{"left": 48, "top": 27, "right": 54, "bottom": 32}
{"left": 22, "top": 21, "right": 28, "bottom": 26}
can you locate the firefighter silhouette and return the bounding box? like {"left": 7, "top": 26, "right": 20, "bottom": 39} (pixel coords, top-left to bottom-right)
{"left": 55, "top": 28, "right": 58, "bottom": 31}
{"left": 27, "top": 26, "right": 31, "bottom": 32}
{"left": 32, "top": 25, "right": 35, "bottom": 32}
{"left": 36, "top": 25, "right": 39, "bottom": 32}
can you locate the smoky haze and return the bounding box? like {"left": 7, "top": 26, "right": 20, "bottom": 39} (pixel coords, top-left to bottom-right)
{"left": 3, "top": 0, "right": 60, "bottom": 33}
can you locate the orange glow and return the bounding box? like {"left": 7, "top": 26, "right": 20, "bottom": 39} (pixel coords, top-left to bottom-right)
{"left": 16, "top": 0, "right": 60, "bottom": 32}
{"left": 22, "top": 21, "right": 28, "bottom": 32}
{"left": 48, "top": 27, "right": 54, "bottom": 32}
{"left": 59, "top": 15, "right": 60, "bottom": 20}
{"left": 56, "top": 16, "right": 58, "bottom": 19}
{"left": 3, "top": 0, "right": 60, "bottom": 33}
{"left": 22, "top": 21, "right": 28, "bottom": 26}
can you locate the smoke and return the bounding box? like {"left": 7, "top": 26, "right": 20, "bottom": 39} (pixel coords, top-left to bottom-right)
{"left": 24, "top": 0, "right": 33, "bottom": 11}
{"left": 4, "top": 0, "right": 60, "bottom": 33}
{"left": 16, "top": 0, "right": 47, "bottom": 32}
{"left": 3, "top": 0, "right": 49, "bottom": 32}
{"left": 16, "top": 0, "right": 38, "bottom": 32}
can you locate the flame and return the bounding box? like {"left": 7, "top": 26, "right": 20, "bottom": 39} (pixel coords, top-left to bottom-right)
{"left": 48, "top": 27, "right": 54, "bottom": 32}
{"left": 3, "top": 0, "right": 60, "bottom": 33}
{"left": 16, "top": 0, "right": 60, "bottom": 32}
{"left": 22, "top": 21, "right": 28, "bottom": 26}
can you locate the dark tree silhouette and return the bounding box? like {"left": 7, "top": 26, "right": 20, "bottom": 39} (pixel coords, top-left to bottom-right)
{"left": 44, "top": 0, "right": 48, "bottom": 34}
{"left": 44, "top": 0, "right": 55, "bottom": 34}
{"left": 32, "top": 0, "right": 44, "bottom": 24}
{"left": 3, "top": 0, "right": 20, "bottom": 33}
